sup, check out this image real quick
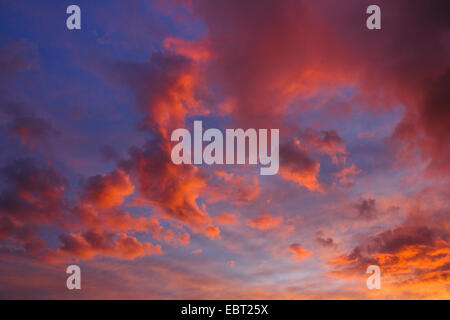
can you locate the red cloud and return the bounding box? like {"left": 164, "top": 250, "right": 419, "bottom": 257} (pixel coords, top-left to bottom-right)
{"left": 328, "top": 210, "right": 450, "bottom": 294}
{"left": 82, "top": 170, "right": 134, "bottom": 209}
{"left": 216, "top": 212, "right": 239, "bottom": 226}
{"left": 212, "top": 170, "right": 260, "bottom": 204}
{"left": 288, "top": 243, "right": 312, "bottom": 260}
{"left": 203, "top": 225, "right": 221, "bottom": 240}
{"left": 163, "top": 228, "right": 191, "bottom": 247}
{"left": 190, "top": 0, "right": 450, "bottom": 179}
{"left": 300, "top": 129, "right": 347, "bottom": 164}
{"left": 334, "top": 164, "right": 361, "bottom": 187}
{"left": 119, "top": 140, "right": 219, "bottom": 238}
{"left": 164, "top": 37, "right": 211, "bottom": 62}
{"left": 108, "top": 50, "right": 208, "bottom": 139}
{"left": 59, "top": 230, "right": 161, "bottom": 260}
{"left": 279, "top": 140, "right": 322, "bottom": 191}
{"left": 248, "top": 212, "right": 282, "bottom": 230}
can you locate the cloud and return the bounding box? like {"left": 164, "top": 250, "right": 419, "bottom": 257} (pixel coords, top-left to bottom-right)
{"left": 353, "top": 197, "right": 378, "bottom": 220}
{"left": 71, "top": 203, "right": 161, "bottom": 235}
{"left": 1, "top": 0, "right": 449, "bottom": 299}
{"left": 163, "top": 228, "right": 191, "bottom": 247}
{"left": 329, "top": 211, "right": 450, "bottom": 292}
{"left": 0, "top": 159, "right": 167, "bottom": 262}
{"left": 1, "top": 101, "right": 59, "bottom": 150}
{"left": 248, "top": 212, "right": 282, "bottom": 230}
{"left": 279, "top": 140, "right": 322, "bottom": 191}
{"left": 59, "top": 230, "right": 162, "bottom": 260}
{"left": 394, "top": 69, "right": 450, "bottom": 176}
{"left": 316, "top": 236, "right": 335, "bottom": 248}
{"left": 212, "top": 170, "right": 260, "bottom": 204}
{"left": 107, "top": 50, "right": 207, "bottom": 138}
{"left": 191, "top": 0, "right": 450, "bottom": 179}
{"left": 0, "top": 159, "right": 66, "bottom": 222}
{"left": 0, "top": 158, "right": 67, "bottom": 255}
{"left": 334, "top": 164, "right": 361, "bottom": 187}
{"left": 106, "top": 48, "right": 224, "bottom": 239}
{"left": 216, "top": 212, "right": 239, "bottom": 226}
{"left": 119, "top": 140, "right": 218, "bottom": 237}
{"left": 164, "top": 37, "right": 211, "bottom": 62}
{"left": 288, "top": 243, "right": 311, "bottom": 260}
{"left": 203, "top": 225, "right": 221, "bottom": 240}
{"left": 315, "top": 231, "right": 337, "bottom": 249}
{"left": 81, "top": 170, "right": 134, "bottom": 209}
{"left": 190, "top": 0, "right": 331, "bottom": 128}
{"left": 300, "top": 129, "right": 347, "bottom": 164}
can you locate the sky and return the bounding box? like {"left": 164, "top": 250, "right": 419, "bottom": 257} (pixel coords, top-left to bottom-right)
{"left": 0, "top": 0, "right": 449, "bottom": 299}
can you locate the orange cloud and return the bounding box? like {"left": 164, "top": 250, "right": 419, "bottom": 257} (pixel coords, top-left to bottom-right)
{"left": 288, "top": 243, "right": 312, "bottom": 260}
{"left": 120, "top": 139, "right": 221, "bottom": 239}
{"left": 212, "top": 170, "right": 260, "bottom": 204}
{"left": 301, "top": 129, "right": 347, "bottom": 164}
{"left": 164, "top": 37, "right": 211, "bottom": 62}
{"left": 279, "top": 141, "right": 322, "bottom": 191}
{"left": 248, "top": 212, "right": 282, "bottom": 230}
{"left": 328, "top": 212, "right": 450, "bottom": 296}
{"left": 216, "top": 212, "right": 239, "bottom": 226}
{"left": 334, "top": 164, "right": 361, "bottom": 187}
{"left": 203, "top": 225, "right": 221, "bottom": 240}
{"left": 163, "top": 228, "right": 191, "bottom": 247}
{"left": 59, "top": 230, "right": 162, "bottom": 260}
{"left": 82, "top": 170, "right": 134, "bottom": 209}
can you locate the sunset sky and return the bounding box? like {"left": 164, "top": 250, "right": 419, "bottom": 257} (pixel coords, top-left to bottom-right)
{"left": 0, "top": 0, "right": 449, "bottom": 299}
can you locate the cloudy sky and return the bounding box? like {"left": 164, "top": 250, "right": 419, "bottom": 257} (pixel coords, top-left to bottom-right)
{"left": 0, "top": 0, "right": 449, "bottom": 299}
